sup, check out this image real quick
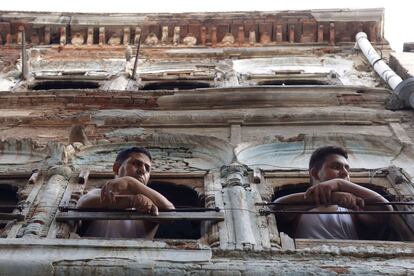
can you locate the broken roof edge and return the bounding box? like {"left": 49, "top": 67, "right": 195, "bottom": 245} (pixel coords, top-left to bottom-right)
{"left": 0, "top": 8, "right": 384, "bottom": 18}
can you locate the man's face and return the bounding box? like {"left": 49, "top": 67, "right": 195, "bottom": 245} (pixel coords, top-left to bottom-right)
{"left": 116, "top": 152, "right": 151, "bottom": 185}
{"left": 313, "top": 154, "right": 350, "bottom": 184}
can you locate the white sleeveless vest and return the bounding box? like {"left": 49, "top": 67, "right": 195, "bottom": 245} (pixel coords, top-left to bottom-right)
{"left": 294, "top": 206, "right": 358, "bottom": 239}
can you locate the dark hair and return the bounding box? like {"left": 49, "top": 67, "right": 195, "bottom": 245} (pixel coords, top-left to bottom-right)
{"left": 309, "top": 146, "right": 348, "bottom": 172}
{"left": 115, "top": 147, "right": 152, "bottom": 164}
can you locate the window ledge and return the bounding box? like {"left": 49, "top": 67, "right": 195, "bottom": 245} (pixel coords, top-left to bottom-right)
{"left": 0, "top": 238, "right": 212, "bottom": 262}
{"left": 295, "top": 239, "right": 414, "bottom": 256}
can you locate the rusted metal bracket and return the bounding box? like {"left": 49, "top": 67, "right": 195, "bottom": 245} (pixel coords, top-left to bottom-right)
{"left": 260, "top": 210, "right": 414, "bottom": 216}
{"left": 131, "top": 36, "right": 141, "bottom": 80}
{"left": 256, "top": 201, "right": 414, "bottom": 206}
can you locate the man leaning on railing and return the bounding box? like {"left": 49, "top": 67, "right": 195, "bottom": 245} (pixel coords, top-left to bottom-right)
{"left": 76, "top": 147, "right": 174, "bottom": 238}
{"left": 273, "top": 146, "right": 391, "bottom": 240}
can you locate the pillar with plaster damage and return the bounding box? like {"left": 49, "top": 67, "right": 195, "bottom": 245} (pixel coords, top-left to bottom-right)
{"left": 60, "top": 26, "right": 66, "bottom": 46}
{"left": 87, "top": 27, "right": 94, "bottom": 45}
{"left": 18, "top": 166, "right": 72, "bottom": 238}
{"left": 123, "top": 27, "right": 130, "bottom": 46}
{"left": 173, "top": 26, "right": 180, "bottom": 46}
{"left": 99, "top": 27, "right": 105, "bottom": 46}
{"left": 161, "top": 26, "right": 168, "bottom": 45}
{"left": 204, "top": 170, "right": 223, "bottom": 248}
{"left": 220, "top": 163, "right": 258, "bottom": 250}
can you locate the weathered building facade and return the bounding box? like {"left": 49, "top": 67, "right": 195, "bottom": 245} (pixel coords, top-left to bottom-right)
{"left": 0, "top": 8, "right": 414, "bottom": 275}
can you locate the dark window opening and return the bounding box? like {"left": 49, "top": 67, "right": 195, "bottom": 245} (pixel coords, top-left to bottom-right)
{"left": 273, "top": 183, "right": 309, "bottom": 200}
{"left": 272, "top": 183, "right": 406, "bottom": 241}
{"left": 141, "top": 81, "right": 210, "bottom": 90}
{"left": 0, "top": 184, "right": 19, "bottom": 229}
{"left": 31, "top": 81, "right": 100, "bottom": 90}
{"left": 272, "top": 183, "right": 309, "bottom": 238}
{"left": 50, "top": 31, "right": 60, "bottom": 44}
{"left": 258, "top": 79, "right": 331, "bottom": 86}
{"left": 148, "top": 181, "right": 202, "bottom": 240}
{"left": 75, "top": 180, "right": 203, "bottom": 240}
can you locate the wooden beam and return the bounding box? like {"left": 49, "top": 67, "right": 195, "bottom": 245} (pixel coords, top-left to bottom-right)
{"left": 132, "top": 36, "right": 141, "bottom": 80}
{"left": 56, "top": 211, "right": 224, "bottom": 222}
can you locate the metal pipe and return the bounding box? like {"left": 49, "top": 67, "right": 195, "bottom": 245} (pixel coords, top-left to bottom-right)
{"left": 256, "top": 201, "right": 414, "bottom": 206}
{"left": 355, "top": 32, "right": 414, "bottom": 109}
{"left": 131, "top": 36, "right": 141, "bottom": 80}
{"left": 21, "top": 31, "right": 29, "bottom": 80}
{"left": 58, "top": 206, "right": 221, "bottom": 212}
{"left": 355, "top": 32, "right": 402, "bottom": 89}
{"left": 261, "top": 210, "right": 414, "bottom": 215}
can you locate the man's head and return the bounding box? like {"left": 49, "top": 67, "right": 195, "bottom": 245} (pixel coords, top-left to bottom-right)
{"left": 309, "top": 146, "right": 350, "bottom": 185}
{"left": 113, "top": 147, "right": 153, "bottom": 184}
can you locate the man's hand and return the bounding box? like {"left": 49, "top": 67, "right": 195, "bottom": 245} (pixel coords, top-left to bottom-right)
{"left": 304, "top": 179, "right": 340, "bottom": 205}
{"left": 99, "top": 176, "right": 174, "bottom": 211}
{"left": 331, "top": 191, "right": 364, "bottom": 210}
{"left": 132, "top": 194, "right": 159, "bottom": 215}
{"left": 101, "top": 177, "right": 140, "bottom": 203}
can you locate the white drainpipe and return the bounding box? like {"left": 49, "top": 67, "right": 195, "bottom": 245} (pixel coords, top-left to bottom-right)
{"left": 355, "top": 32, "right": 414, "bottom": 109}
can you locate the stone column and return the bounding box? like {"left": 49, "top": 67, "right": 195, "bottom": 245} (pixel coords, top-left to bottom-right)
{"left": 19, "top": 166, "right": 72, "bottom": 238}
{"left": 318, "top": 24, "right": 324, "bottom": 43}
{"left": 200, "top": 26, "right": 207, "bottom": 46}
{"left": 44, "top": 26, "right": 51, "bottom": 44}
{"left": 237, "top": 26, "right": 244, "bottom": 46}
{"left": 161, "top": 26, "right": 168, "bottom": 45}
{"left": 211, "top": 27, "right": 217, "bottom": 48}
{"left": 87, "top": 27, "right": 94, "bottom": 45}
{"left": 123, "top": 27, "right": 130, "bottom": 46}
{"left": 329, "top": 22, "right": 335, "bottom": 46}
{"left": 250, "top": 168, "right": 281, "bottom": 249}
{"left": 173, "top": 26, "right": 180, "bottom": 46}
{"left": 99, "top": 27, "right": 106, "bottom": 46}
{"left": 220, "top": 163, "right": 260, "bottom": 250}
{"left": 248, "top": 31, "right": 256, "bottom": 46}
{"left": 204, "top": 170, "right": 223, "bottom": 248}
{"left": 275, "top": 24, "right": 283, "bottom": 43}
{"left": 60, "top": 26, "right": 66, "bottom": 46}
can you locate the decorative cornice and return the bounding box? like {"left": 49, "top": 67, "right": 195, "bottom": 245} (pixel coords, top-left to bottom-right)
{"left": 0, "top": 9, "right": 385, "bottom": 48}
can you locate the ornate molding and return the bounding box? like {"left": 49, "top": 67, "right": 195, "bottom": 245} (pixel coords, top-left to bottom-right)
{"left": 221, "top": 162, "right": 249, "bottom": 188}
{"left": 0, "top": 9, "right": 385, "bottom": 47}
